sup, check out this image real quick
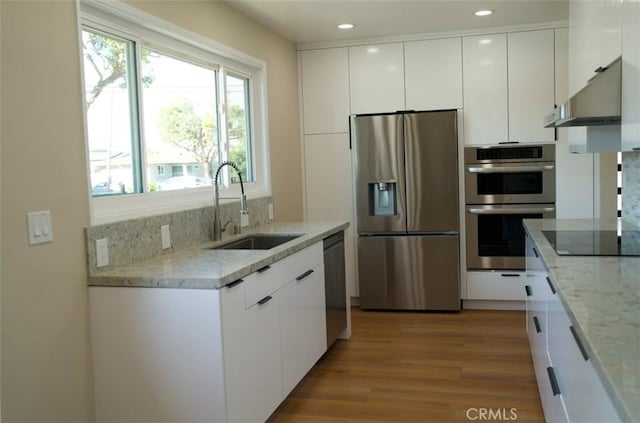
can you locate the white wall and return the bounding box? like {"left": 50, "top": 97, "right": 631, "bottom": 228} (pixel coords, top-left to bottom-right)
{"left": 1, "top": 1, "right": 95, "bottom": 420}
{"left": 125, "top": 0, "right": 303, "bottom": 221}
{"left": 0, "top": 1, "right": 301, "bottom": 421}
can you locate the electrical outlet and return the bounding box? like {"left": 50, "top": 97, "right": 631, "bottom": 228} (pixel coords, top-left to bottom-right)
{"left": 161, "top": 225, "right": 171, "bottom": 249}
{"left": 96, "top": 238, "right": 109, "bottom": 268}
{"left": 268, "top": 203, "right": 274, "bottom": 220}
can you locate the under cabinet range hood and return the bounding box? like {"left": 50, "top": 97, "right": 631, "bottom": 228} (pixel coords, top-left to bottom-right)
{"left": 544, "top": 56, "right": 621, "bottom": 128}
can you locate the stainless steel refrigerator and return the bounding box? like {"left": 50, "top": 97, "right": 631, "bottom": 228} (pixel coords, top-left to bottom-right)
{"left": 351, "top": 110, "right": 460, "bottom": 311}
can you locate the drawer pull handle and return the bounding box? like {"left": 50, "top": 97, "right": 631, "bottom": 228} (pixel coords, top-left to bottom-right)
{"left": 546, "top": 367, "right": 561, "bottom": 396}
{"left": 533, "top": 247, "right": 539, "bottom": 258}
{"left": 501, "top": 273, "right": 520, "bottom": 277}
{"left": 533, "top": 316, "right": 542, "bottom": 334}
{"left": 525, "top": 285, "right": 532, "bottom": 297}
{"left": 569, "top": 325, "right": 589, "bottom": 361}
{"left": 296, "top": 269, "right": 314, "bottom": 281}
{"left": 257, "top": 265, "right": 272, "bottom": 273}
{"left": 257, "top": 295, "right": 273, "bottom": 306}
{"left": 546, "top": 276, "right": 556, "bottom": 294}
{"left": 225, "top": 278, "right": 244, "bottom": 289}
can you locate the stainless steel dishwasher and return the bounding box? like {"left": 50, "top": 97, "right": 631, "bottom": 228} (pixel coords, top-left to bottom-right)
{"left": 323, "top": 231, "right": 347, "bottom": 347}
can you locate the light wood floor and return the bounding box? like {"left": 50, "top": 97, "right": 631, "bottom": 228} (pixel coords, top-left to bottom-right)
{"left": 269, "top": 307, "right": 544, "bottom": 423}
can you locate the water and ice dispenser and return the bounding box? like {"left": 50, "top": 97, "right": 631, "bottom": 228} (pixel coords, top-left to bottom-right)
{"left": 368, "top": 182, "right": 397, "bottom": 216}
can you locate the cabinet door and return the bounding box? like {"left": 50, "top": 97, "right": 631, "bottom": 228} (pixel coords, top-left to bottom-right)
{"left": 568, "top": 0, "right": 623, "bottom": 153}
{"left": 404, "top": 37, "right": 462, "bottom": 110}
{"left": 279, "top": 264, "right": 327, "bottom": 395}
{"left": 462, "top": 34, "right": 508, "bottom": 145}
{"left": 622, "top": 0, "right": 640, "bottom": 152}
{"left": 554, "top": 27, "right": 595, "bottom": 218}
{"left": 303, "top": 133, "right": 357, "bottom": 297}
{"left": 300, "top": 48, "right": 350, "bottom": 134}
{"left": 508, "top": 30, "right": 555, "bottom": 143}
{"left": 222, "top": 282, "right": 283, "bottom": 423}
{"left": 349, "top": 43, "right": 405, "bottom": 114}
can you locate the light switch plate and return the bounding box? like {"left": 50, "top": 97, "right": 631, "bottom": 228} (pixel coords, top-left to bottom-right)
{"left": 27, "top": 211, "right": 53, "bottom": 245}
{"left": 268, "top": 203, "right": 274, "bottom": 220}
{"left": 161, "top": 225, "right": 171, "bottom": 249}
{"left": 96, "top": 238, "right": 109, "bottom": 268}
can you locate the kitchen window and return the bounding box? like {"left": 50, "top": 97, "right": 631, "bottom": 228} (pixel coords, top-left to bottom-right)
{"left": 79, "top": 1, "right": 268, "bottom": 224}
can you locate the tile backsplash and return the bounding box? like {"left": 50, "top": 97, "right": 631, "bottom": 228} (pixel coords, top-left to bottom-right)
{"left": 86, "top": 196, "right": 273, "bottom": 273}
{"left": 622, "top": 151, "right": 640, "bottom": 226}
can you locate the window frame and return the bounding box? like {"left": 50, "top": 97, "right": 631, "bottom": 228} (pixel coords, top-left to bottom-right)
{"left": 78, "top": 0, "right": 270, "bottom": 225}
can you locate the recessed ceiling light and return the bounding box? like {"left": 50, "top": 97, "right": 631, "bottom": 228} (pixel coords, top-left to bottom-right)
{"left": 474, "top": 9, "right": 493, "bottom": 17}
{"left": 337, "top": 23, "right": 355, "bottom": 30}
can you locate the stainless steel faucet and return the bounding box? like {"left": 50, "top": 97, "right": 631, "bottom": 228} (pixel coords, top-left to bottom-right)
{"left": 213, "top": 161, "right": 248, "bottom": 241}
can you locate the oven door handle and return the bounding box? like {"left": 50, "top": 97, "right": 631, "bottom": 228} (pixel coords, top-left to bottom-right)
{"left": 466, "top": 164, "right": 555, "bottom": 174}
{"left": 467, "top": 206, "right": 556, "bottom": 215}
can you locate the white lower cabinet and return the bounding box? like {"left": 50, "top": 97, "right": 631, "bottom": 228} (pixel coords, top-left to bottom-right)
{"left": 525, "top": 235, "right": 621, "bottom": 423}
{"left": 466, "top": 271, "right": 526, "bottom": 301}
{"left": 90, "top": 241, "right": 328, "bottom": 423}
{"left": 221, "top": 281, "right": 283, "bottom": 423}
{"left": 279, "top": 263, "right": 327, "bottom": 395}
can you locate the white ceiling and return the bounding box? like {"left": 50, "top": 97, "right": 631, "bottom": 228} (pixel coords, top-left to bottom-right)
{"left": 225, "top": 0, "right": 569, "bottom": 45}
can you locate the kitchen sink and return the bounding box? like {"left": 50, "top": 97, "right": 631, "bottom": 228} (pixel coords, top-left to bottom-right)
{"left": 210, "top": 234, "right": 303, "bottom": 250}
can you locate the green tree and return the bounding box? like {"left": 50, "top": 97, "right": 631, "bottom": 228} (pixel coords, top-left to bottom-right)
{"left": 227, "top": 104, "right": 249, "bottom": 183}
{"left": 82, "top": 30, "right": 154, "bottom": 108}
{"left": 158, "top": 102, "right": 218, "bottom": 181}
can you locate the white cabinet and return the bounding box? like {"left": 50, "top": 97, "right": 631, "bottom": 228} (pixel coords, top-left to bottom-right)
{"left": 507, "top": 30, "right": 555, "bottom": 143}
{"left": 222, "top": 281, "right": 283, "bottom": 423}
{"left": 280, "top": 263, "right": 327, "bottom": 395}
{"left": 303, "top": 133, "right": 357, "bottom": 297}
{"left": 300, "top": 48, "right": 350, "bottom": 134}
{"left": 545, "top": 275, "right": 621, "bottom": 423}
{"left": 622, "top": 0, "right": 640, "bottom": 152}
{"left": 554, "top": 27, "right": 595, "bottom": 219}
{"left": 463, "top": 31, "right": 555, "bottom": 146}
{"left": 525, "top": 232, "right": 622, "bottom": 423}
{"left": 90, "top": 241, "right": 331, "bottom": 423}
{"left": 404, "top": 37, "right": 462, "bottom": 110}
{"left": 462, "top": 34, "right": 509, "bottom": 145}
{"left": 466, "top": 271, "right": 526, "bottom": 301}
{"left": 349, "top": 43, "right": 405, "bottom": 114}
{"left": 568, "top": 0, "right": 623, "bottom": 153}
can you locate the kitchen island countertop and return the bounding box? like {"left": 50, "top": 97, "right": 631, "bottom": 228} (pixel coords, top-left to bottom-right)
{"left": 523, "top": 218, "right": 640, "bottom": 423}
{"left": 88, "top": 220, "right": 349, "bottom": 290}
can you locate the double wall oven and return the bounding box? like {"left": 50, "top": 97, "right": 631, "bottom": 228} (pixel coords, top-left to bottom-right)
{"left": 465, "top": 144, "right": 555, "bottom": 270}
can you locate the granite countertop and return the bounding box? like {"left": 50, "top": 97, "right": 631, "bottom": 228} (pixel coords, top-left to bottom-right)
{"left": 523, "top": 218, "right": 640, "bottom": 423}
{"left": 88, "top": 221, "right": 349, "bottom": 289}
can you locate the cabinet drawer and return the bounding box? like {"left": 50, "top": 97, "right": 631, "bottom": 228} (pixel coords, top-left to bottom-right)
{"left": 277, "top": 242, "right": 323, "bottom": 280}
{"left": 243, "top": 264, "right": 288, "bottom": 309}
{"left": 466, "top": 271, "right": 526, "bottom": 301}
{"left": 244, "top": 242, "right": 323, "bottom": 308}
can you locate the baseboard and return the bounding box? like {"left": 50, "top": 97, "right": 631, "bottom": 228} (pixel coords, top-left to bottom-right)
{"left": 462, "top": 299, "right": 525, "bottom": 311}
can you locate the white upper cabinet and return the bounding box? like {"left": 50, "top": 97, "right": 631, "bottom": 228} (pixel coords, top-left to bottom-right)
{"left": 462, "top": 34, "right": 509, "bottom": 145}
{"left": 349, "top": 43, "right": 405, "bottom": 114}
{"left": 404, "top": 37, "right": 463, "bottom": 110}
{"left": 622, "top": 0, "right": 640, "bottom": 152}
{"left": 508, "top": 30, "right": 555, "bottom": 143}
{"left": 568, "top": 0, "right": 623, "bottom": 153}
{"left": 554, "top": 27, "right": 595, "bottom": 219}
{"left": 300, "top": 48, "right": 350, "bottom": 134}
{"left": 569, "top": 0, "right": 622, "bottom": 95}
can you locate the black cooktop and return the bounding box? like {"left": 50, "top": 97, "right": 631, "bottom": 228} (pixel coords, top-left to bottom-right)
{"left": 542, "top": 230, "right": 640, "bottom": 256}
